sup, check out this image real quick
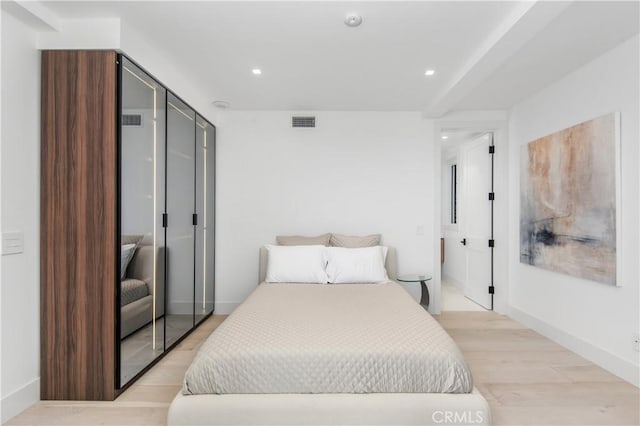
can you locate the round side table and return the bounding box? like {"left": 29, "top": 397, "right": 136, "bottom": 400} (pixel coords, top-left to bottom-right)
{"left": 397, "top": 274, "right": 432, "bottom": 308}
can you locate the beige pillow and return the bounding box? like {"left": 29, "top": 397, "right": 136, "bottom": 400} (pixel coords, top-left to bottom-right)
{"left": 121, "top": 234, "right": 144, "bottom": 246}
{"left": 329, "top": 233, "right": 381, "bottom": 248}
{"left": 276, "top": 233, "right": 331, "bottom": 246}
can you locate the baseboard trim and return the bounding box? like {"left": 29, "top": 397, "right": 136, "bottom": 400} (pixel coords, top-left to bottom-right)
{"left": 1, "top": 377, "right": 39, "bottom": 423}
{"left": 509, "top": 306, "right": 639, "bottom": 387}
{"left": 215, "top": 301, "right": 240, "bottom": 315}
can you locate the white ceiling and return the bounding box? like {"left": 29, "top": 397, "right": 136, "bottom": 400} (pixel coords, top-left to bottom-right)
{"left": 456, "top": 1, "right": 640, "bottom": 110}
{"left": 36, "top": 1, "right": 640, "bottom": 114}
{"left": 440, "top": 128, "right": 490, "bottom": 151}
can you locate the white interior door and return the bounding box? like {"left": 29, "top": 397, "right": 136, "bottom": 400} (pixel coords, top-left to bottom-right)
{"left": 462, "top": 134, "right": 493, "bottom": 309}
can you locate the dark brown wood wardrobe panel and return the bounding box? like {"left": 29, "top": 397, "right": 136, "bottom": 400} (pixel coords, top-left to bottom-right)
{"left": 41, "top": 50, "right": 118, "bottom": 400}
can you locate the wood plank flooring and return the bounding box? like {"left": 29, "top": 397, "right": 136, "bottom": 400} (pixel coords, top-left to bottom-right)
{"left": 7, "top": 312, "right": 639, "bottom": 425}
{"left": 436, "top": 312, "right": 639, "bottom": 425}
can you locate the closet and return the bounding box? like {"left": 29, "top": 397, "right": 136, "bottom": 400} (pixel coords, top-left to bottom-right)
{"left": 41, "top": 51, "right": 215, "bottom": 400}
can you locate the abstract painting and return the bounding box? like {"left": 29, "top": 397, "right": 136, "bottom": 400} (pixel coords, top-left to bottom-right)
{"left": 520, "top": 113, "right": 620, "bottom": 285}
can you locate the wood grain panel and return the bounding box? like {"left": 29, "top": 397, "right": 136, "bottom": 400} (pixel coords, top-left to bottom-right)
{"left": 41, "top": 50, "right": 118, "bottom": 400}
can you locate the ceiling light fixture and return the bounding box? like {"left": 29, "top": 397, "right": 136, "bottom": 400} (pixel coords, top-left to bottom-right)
{"left": 252, "top": 68, "right": 262, "bottom": 75}
{"left": 344, "top": 14, "right": 363, "bottom": 27}
{"left": 212, "top": 100, "right": 231, "bottom": 109}
{"left": 425, "top": 69, "right": 436, "bottom": 76}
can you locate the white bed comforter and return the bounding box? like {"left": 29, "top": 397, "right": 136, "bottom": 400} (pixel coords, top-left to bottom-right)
{"left": 183, "top": 282, "right": 473, "bottom": 395}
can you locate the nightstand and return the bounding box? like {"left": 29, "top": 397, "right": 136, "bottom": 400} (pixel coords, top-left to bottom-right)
{"left": 397, "top": 274, "right": 432, "bottom": 308}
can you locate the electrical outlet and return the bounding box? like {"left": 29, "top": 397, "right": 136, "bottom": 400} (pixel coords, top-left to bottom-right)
{"left": 633, "top": 333, "right": 640, "bottom": 352}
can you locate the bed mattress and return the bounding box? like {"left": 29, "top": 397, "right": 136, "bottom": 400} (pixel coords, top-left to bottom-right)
{"left": 183, "top": 282, "right": 473, "bottom": 395}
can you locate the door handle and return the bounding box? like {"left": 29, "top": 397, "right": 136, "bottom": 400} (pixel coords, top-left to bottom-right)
{"left": 460, "top": 238, "right": 467, "bottom": 246}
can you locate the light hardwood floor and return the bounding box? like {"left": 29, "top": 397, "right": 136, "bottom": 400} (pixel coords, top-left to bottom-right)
{"left": 7, "top": 312, "right": 639, "bottom": 425}
{"left": 436, "top": 312, "right": 639, "bottom": 425}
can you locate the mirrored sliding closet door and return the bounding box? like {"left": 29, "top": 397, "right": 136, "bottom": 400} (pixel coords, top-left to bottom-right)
{"left": 119, "top": 57, "right": 167, "bottom": 386}
{"left": 166, "top": 93, "right": 196, "bottom": 347}
{"left": 195, "top": 114, "right": 215, "bottom": 324}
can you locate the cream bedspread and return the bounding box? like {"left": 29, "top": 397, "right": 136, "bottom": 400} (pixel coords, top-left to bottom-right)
{"left": 183, "top": 282, "right": 473, "bottom": 395}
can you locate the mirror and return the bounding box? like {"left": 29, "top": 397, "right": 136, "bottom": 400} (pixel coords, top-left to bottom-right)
{"left": 119, "top": 57, "right": 167, "bottom": 386}
{"left": 166, "top": 92, "right": 196, "bottom": 347}
{"left": 195, "top": 115, "right": 215, "bottom": 324}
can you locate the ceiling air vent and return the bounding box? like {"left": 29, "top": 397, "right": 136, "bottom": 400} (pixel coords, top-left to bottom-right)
{"left": 292, "top": 116, "right": 315, "bottom": 128}
{"left": 122, "top": 113, "right": 143, "bottom": 127}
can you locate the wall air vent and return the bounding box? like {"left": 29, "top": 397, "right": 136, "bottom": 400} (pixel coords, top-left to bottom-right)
{"left": 122, "top": 113, "right": 143, "bottom": 127}
{"left": 292, "top": 116, "right": 315, "bottom": 128}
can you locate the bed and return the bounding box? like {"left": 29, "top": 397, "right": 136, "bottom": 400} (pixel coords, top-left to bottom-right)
{"left": 168, "top": 246, "right": 490, "bottom": 425}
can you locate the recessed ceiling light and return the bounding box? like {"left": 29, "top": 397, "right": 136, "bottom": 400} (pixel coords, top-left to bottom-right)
{"left": 441, "top": 135, "right": 449, "bottom": 140}
{"left": 345, "top": 14, "right": 363, "bottom": 27}
{"left": 425, "top": 69, "right": 436, "bottom": 76}
{"left": 212, "top": 100, "right": 231, "bottom": 109}
{"left": 252, "top": 68, "right": 262, "bottom": 75}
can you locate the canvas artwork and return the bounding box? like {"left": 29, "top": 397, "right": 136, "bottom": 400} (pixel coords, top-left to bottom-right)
{"left": 520, "top": 113, "right": 619, "bottom": 285}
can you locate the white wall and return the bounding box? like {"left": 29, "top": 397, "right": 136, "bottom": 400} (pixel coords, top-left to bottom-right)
{"left": 441, "top": 147, "right": 465, "bottom": 287}
{"left": 0, "top": 8, "right": 3, "bottom": 424}
{"left": 215, "top": 111, "right": 434, "bottom": 313}
{"left": 508, "top": 35, "right": 640, "bottom": 386}
{"left": 0, "top": 11, "right": 41, "bottom": 422}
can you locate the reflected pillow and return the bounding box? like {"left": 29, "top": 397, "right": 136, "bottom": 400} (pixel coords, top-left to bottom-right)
{"left": 265, "top": 245, "right": 328, "bottom": 283}
{"left": 120, "top": 244, "right": 137, "bottom": 280}
{"left": 326, "top": 246, "right": 388, "bottom": 284}
{"left": 121, "top": 234, "right": 144, "bottom": 246}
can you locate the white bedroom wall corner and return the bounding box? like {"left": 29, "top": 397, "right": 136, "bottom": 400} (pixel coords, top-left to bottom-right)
{"left": 1, "top": 10, "right": 42, "bottom": 422}
{"left": 507, "top": 35, "right": 640, "bottom": 386}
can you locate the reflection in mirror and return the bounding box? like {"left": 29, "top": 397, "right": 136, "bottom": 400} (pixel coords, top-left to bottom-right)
{"left": 166, "top": 93, "right": 196, "bottom": 347}
{"left": 195, "top": 115, "right": 215, "bottom": 324}
{"left": 119, "top": 57, "right": 166, "bottom": 386}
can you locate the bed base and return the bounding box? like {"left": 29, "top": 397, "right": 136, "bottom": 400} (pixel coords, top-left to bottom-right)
{"left": 167, "top": 387, "right": 491, "bottom": 425}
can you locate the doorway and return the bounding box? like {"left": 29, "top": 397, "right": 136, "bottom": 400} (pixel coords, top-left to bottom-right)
{"left": 440, "top": 129, "right": 494, "bottom": 311}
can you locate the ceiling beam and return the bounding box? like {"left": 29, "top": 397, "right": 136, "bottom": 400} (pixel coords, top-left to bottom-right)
{"left": 423, "top": 1, "right": 573, "bottom": 118}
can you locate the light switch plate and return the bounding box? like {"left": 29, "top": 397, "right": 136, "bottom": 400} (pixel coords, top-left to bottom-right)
{"left": 2, "top": 231, "right": 24, "bottom": 255}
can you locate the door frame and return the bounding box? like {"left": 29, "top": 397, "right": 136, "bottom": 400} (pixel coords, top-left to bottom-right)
{"left": 460, "top": 132, "right": 494, "bottom": 310}
{"left": 432, "top": 118, "right": 509, "bottom": 315}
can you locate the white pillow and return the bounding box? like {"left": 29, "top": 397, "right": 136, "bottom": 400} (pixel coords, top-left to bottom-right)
{"left": 265, "top": 245, "right": 328, "bottom": 283}
{"left": 326, "top": 246, "right": 389, "bottom": 284}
